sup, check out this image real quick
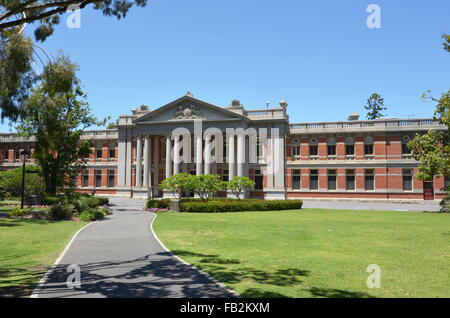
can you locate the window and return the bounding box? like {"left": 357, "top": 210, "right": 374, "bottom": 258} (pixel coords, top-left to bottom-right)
{"left": 365, "top": 169, "right": 375, "bottom": 190}
{"left": 222, "top": 169, "right": 229, "bottom": 182}
{"left": 95, "top": 170, "right": 102, "bottom": 187}
{"left": 328, "top": 169, "right": 336, "bottom": 190}
{"left": 292, "top": 146, "right": 300, "bottom": 156}
{"left": 254, "top": 170, "right": 263, "bottom": 190}
{"left": 345, "top": 144, "right": 355, "bottom": 156}
{"left": 402, "top": 143, "right": 411, "bottom": 155}
{"left": 3, "top": 149, "right": 8, "bottom": 161}
{"left": 256, "top": 138, "right": 263, "bottom": 158}
{"left": 82, "top": 170, "right": 89, "bottom": 188}
{"left": 310, "top": 169, "right": 318, "bottom": 190}
{"left": 445, "top": 176, "right": 450, "bottom": 189}
{"left": 309, "top": 145, "right": 318, "bottom": 156}
{"left": 292, "top": 169, "right": 301, "bottom": 189}
{"left": 327, "top": 145, "right": 336, "bottom": 156}
{"left": 108, "top": 170, "right": 115, "bottom": 188}
{"left": 403, "top": 169, "right": 413, "bottom": 190}
{"left": 96, "top": 148, "right": 103, "bottom": 159}
{"left": 15, "top": 149, "right": 20, "bottom": 160}
{"left": 346, "top": 170, "right": 355, "bottom": 190}
{"left": 364, "top": 144, "right": 374, "bottom": 155}
{"left": 109, "top": 147, "right": 115, "bottom": 159}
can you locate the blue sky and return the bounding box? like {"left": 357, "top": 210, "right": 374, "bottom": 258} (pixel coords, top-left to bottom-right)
{"left": 2, "top": 0, "right": 449, "bottom": 131}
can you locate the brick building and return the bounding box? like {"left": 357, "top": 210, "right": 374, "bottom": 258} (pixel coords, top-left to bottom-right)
{"left": 0, "top": 93, "right": 448, "bottom": 201}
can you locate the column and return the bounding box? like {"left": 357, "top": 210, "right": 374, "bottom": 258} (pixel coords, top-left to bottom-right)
{"left": 125, "top": 138, "right": 132, "bottom": 186}
{"left": 118, "top": 138, "right": 126, "bottom": 186}
{"left": 165, "top": 136, "right": 172, "bottom": 178}
{"left": 237, "top": 133, "right": 245, "bottom": 177}
{"left": 273, "top": 135, "right": 285, "bottom": 189}
{"left": 136, "top": 136, "right": 142, "bottom": 187}
{"left": 173, "top": 135, "right": 180, "bottom": 175}
{"left": 204, "top": 134, "right": 211, "bottom": 175}
{"left": 143, "top": 136, "right": 151, "bottom": 187}
{"left": 228, "top": 133, "right": 235, "bottom": 179}
{"left": 196, "top": 133, "right": 203, "bottom": 175}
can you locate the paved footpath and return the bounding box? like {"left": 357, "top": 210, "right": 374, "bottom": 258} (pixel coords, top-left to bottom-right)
{"left": 32, "top": 197, "right": 236, "bottom": 298}
{"left": 302, "top": 200, "right": 440, "bottom": 212}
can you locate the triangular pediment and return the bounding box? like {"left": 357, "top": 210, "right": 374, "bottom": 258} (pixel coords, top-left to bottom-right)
{"left": 133, "top": 95, "right": 250, "bottom": 124}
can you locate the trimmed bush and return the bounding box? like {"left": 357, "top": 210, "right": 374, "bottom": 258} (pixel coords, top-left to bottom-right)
{"left": 181, "top": 199, "right": 303, "bottom": 213}
{"left": 146, "top": 199, "right": 170, "bottom": 209}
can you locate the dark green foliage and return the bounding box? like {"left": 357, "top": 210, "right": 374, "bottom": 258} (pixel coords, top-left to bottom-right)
{"left": 49, "top": 203, "right": 72, "bottom": 220}
{"left": 78, "top": 207, "right": 109, "bottom": 221}
{"left": 180, "top": 199, "right": 303, "bottom": 213}
{"left": 0, "top": 165, "right": 45, "bottom": 198}
{"left": 146, "top": 199, "right": 170, "bottom": 209}
{"left": 0, "top": 33, "right": 36, "bottom": 121}
{"left": 0, "top": 1, "right": 148, "bottom": 41}
{"left": 17, "top": 55, "right": 98, "bottom": 194}
{"left": 364, "top": 93, "right": 387, "bottom": 120}
{"left": 9, "top": 207, "right": 31, "bottom": 218}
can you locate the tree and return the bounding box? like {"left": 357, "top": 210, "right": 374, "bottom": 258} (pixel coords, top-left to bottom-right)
{"left": 226, "top": 176, "right": 255, "bottom": 200}
{"left": 0, "top": 165, "right": 45, "bottom": 198}
{"left": 408, "top": 35, "right": 450, "bottom": 211}
{"left": 0, "top": 1, "right": 148, "bottom": 40}
{"left": 159, "top": 173, "right": 193, "bottom": 200}
{"left": 408, "top": 90, "right": 450, "bottom": 182}
{"left": 442, "top": 34, "right": 450, "bottom": 52}
{"left": 364, "top": 93, "right": 387, "bottom": 120}
{"left": 0, "top": 33, "right": 36, "bottom": 121}
{"left": 16, "top": 55, "right": 97, "bottom": 194}
{"left": 0, "top": 1, "right": 148, "bottom": 121}
{"left": 190, "top": 174, "right": 225, "bottom": 203}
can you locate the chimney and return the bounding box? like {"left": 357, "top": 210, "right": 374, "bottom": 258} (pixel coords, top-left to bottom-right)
{"left": 348, "top": 112, "right": 360, "bottom": 121}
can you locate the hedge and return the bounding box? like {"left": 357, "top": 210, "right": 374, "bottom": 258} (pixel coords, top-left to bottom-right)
{"left": 146, "top": 199, "right": 170, "bottom": 209}
{"left": 180, "top": 199, "right": 303, "bottom": 213}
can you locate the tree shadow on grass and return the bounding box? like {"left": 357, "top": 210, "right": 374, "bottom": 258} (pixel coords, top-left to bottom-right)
{"left": 170, "top": 249, "right": 376, "bottom": 298}
{"left": 306, "top": 287, "right": 375, "bottom": 298}
{"left": 170, "top": 249, "right": 309, "bottom": 297}
{"left": 0, "top": 267, "right": 47, "bottom": 298}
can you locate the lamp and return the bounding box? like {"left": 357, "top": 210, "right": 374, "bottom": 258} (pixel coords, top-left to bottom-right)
{"left": 20, "top": 149, "right": 31, "bottom": 209}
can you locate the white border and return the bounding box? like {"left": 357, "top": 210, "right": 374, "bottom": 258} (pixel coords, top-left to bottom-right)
{"left": 149, "top": 213, "right": 241, "bottom": 298}
{"left": 29, "top": 222, "right": 94, "bottom": 298}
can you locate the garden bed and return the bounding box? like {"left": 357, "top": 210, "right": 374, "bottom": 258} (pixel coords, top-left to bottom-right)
{"left": 147, "top": 198, "right": 303, "bottom": 213}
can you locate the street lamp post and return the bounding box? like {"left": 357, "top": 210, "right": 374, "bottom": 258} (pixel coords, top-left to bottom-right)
{"left": 20, "top": 149, "right": 31, "bottom": 209}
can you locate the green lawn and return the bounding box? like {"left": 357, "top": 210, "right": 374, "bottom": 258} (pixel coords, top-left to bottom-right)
{"left": 0, "top": 218, "right": 86, "bottom": 297}
{"left": 154, "top": 209, "right": 450, "bottom": 298}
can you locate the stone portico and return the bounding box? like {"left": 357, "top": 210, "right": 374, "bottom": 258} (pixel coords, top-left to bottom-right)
{"left": 115, "top": 93, "right": 288, "bottom": 199}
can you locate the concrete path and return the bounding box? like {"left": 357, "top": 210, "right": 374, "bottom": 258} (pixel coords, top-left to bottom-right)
{"left": 32, "top": 197, "right": 236, "bottom": 298}
{"left": 302, "top": 200, "right": 441, "bottom": 212}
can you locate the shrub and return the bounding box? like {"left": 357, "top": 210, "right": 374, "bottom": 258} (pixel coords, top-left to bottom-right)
{"left": 146, "top": 199, "right": 170, "bottom": 209}
{"left": 95, "top": 197, "right": 109, "bottom": 206}
{"left": 50, "top": 203, "right": 73, "bottom": 220}
{"left": 9, "top": 207, "right": 31, "bottom": 218}
{"left": 440, "top": 196, "right": 450, "bottom": 213}
{"left": 79, "top": 207, "right": 108, "bottom": 221}
{"left": 0, "top": 165, "right": 45, "bottom": 198}
{"left": 181, "top": 199, "right": 303, "bottom": 213}
{"left": 41, "top": 193, "right": 61, "bottom": 205}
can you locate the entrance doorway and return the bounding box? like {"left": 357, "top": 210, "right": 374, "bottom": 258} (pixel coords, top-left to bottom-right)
{"left": 423, "top": 181, "right": 434, "bottom": 200}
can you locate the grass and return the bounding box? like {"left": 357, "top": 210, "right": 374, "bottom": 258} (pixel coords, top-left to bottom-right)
{"left": 0, "top": 217, "right": 86, "bottom": 297}
{"left": 153, "top": 208, "right": 450, "bottom": 298}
